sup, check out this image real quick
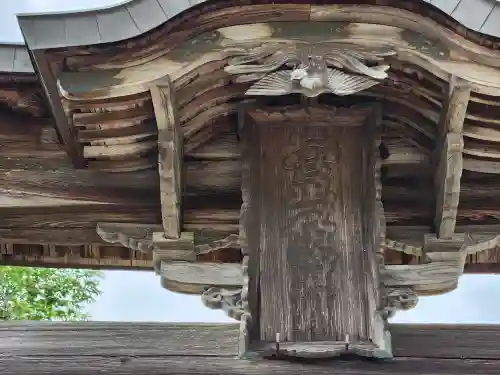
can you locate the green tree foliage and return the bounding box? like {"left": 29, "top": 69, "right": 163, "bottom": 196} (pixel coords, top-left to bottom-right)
{"left": 0, "top": 267, "right": 103, "bottom": 320}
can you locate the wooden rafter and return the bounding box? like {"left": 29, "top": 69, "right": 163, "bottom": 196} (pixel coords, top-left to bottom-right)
{"left": 33, "top": 51, "right": 86, "bottom": 168}
{"left": 434, "top": 78, "right": 470, "bottom": 239}
{"left": 150, "top": 79, "right": 183, "bottom": 239}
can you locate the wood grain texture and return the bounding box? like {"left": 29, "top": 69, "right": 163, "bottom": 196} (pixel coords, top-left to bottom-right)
{"left": 4, "top": 356, "right": 500, "bottom": 375}
{"left": 441, "top": 80, "right": 471, "bottom": 135}
{"left": 152, "top": 231, "right": 196, "bottom": 267}
{"left": 151, "top": 79, "right": 183, "bottom": 238}
{"left": 435, "top": 79, "right": 470, "bottom": 238}
{"left": 5, "top": 76, "right": 500, "bottom": 273}
{"left": 435, "top": 133, "right": 465, "bottom": 238}
{"left": 3, "top": 323, "right": 500, "bottom": 374}
{"left": 243, "top": 104, "right": 388, "bottom": 357}
{"left": 96, "top": 222, "right": 162, "bottom": 252}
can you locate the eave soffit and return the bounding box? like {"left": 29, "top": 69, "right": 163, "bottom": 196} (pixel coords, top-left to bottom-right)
{"left": 1, "top": 1, "right": 499, "bottom": 74}
{"left": 13, "top": 0, "right": 500, "bottom": 52}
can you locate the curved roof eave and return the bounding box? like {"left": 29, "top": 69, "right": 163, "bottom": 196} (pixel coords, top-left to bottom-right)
{"left": 13, "top": 0, "right": 500, "bottom": 51}
{"left": 0, "top": 43, "right": 34, "bottom": 73}
{"left": 16, "top": 0, "right": 206, "bottom": 50}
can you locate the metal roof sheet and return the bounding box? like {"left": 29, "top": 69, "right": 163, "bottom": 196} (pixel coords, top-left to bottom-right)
{"left": 0, "top": 43, "right": 33, "bottom": 73}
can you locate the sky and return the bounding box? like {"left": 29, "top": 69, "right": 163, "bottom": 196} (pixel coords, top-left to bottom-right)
{"left": 2, "top": 0, "right": 500, "bottom": 324}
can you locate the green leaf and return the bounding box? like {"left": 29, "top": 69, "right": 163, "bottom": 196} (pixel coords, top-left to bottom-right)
{"left": 0, "top": 267, "right": 103, "bottom": 321}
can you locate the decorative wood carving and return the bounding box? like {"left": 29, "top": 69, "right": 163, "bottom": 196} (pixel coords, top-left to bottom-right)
{"left": 464, "top": 233, "right": 500, "bottom": 255}
{"left": 195, "top": 234, "right": 240, "bottom": 255}
{"left": 224, "top": 42, "right": 395, "bottom": 97}
{"left": 434, "top": 79, "right": 470, "bottom": 239}
{"left": 239, "top": 103, "right": 391, "bottom": 359}
{"left": 95, "top": 219, "right": 500, "bottom": 315}
{"left": 383, "top": 232, "right": 500, "bottom": 296}
{"left": 96, "top": 223, "right": 161, "bottom": 253}
{"left": 148, "top": 225, "right": 500, "bottom": 309}
{"left": 385, "top": 238, "right": 423, "bottom": 257}
{"left": 380, "top": 287, "right": 419, "bottom": 320}
{"left": 150, "top": 79, "right": 183, "bottom": 238}
{"left": 201, "top": 287, "right": 244, "bottom": 321}
{"left": 96, "top": 223, "right": 240, "bottom": 267}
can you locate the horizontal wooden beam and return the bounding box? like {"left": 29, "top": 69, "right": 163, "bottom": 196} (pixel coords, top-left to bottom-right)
{"left": 1, "top": 323, "right": 500, "bottom": 374}
{"left": 4, "top": 355, "right": 500, "bottom": 375}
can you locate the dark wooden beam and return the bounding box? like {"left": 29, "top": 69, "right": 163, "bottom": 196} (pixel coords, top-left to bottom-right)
{"left": 0, "top": 241, "right": 153, "bottom": 270}
{"left": 30, "top": 50, "right": 85, "bottom": 168}
{"left": 2, "top": 323, "right": 500, "bottom": 374}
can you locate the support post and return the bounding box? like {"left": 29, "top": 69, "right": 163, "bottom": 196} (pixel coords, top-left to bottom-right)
{"left": 150, "top": 78, "right": 183, "bottom": 239}
{"left": 434, "top": 78, "right": 470, "bottom": 239}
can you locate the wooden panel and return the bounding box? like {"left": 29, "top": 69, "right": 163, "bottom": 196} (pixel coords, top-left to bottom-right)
{"left": 3, "top": 323, "right": 500, "bottom": 374}
{"left": 243, "top": 105, "right": 386, "bottom": 356}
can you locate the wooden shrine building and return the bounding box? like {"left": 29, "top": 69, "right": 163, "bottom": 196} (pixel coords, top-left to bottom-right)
{"left": 4, "top": 0, "right": 500, "bottom": 372}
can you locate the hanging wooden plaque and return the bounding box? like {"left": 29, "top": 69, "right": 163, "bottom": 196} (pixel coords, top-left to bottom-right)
{"left": 239, "top": 103, "right": 390, "bottom": 359}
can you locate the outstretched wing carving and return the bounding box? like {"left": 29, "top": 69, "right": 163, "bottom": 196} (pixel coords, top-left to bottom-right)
{"left": 245, "top": 68, "right": 381, "bottom": 97}
{"left": 326, "top": 69, "right": 381, "bottom": 95}
{"left": 224, "top": 41, "right": 396, "bottom": 97}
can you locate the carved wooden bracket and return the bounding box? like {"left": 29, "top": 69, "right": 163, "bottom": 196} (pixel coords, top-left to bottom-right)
{"left": 191, "top": 230, "right": 500, "bottom": 322}
{"left": 201, "top": 287, "right": 244, "bottom": 321}
{"left": 96, "top": 219, "right": 500, "bottom": 320}
{"left": 96, "top": 223, "right": 160, "bottom": 253}
{"left": 96, "top": 221, "right": 240, "bottom": 277}
{"left": 383, "top": 232, "right": 500, "bottom": 296}
{"left": 164, "top": 230, "right": 500, "bottom": 319}
{"left": 224, "top": 42, "right": 395, "bottom": 97}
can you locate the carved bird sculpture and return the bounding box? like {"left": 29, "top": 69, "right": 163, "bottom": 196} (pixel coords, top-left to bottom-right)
{"left": 245, "top": 55, "right": 389, "bottom": 97}
{"left": 224, "top": 42, "right": 395, "bottom": 97}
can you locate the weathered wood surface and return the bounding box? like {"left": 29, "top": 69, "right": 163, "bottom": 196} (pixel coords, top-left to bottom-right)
{"left": 4, "top": 356, "right": 500, "bottom": 375}
{"left": 242, "top": 105, "right": 388, "bottom": 356}
{"left": 434, "top": 79, "right": 469, "bottom": 239}
{"left": 151, "top": 80, "right": 183, "bottom": 238}
{"left": 48, "top": 0, "right": 500, "bottom": 171}
{"left": 3, "top": 323, "right": 500, "bottom": 374}
{"left": 4, "top": 1, "right": 500, "bottom": 276}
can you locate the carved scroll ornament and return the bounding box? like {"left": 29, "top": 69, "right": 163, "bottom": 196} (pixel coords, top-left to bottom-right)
{"left": 224, "top": 42, "right": 396, "bottom": 97}
{"left": 380, "top": 287, "right": 419, "bottom": 320}
{"left": 96, "top": 223, "right": 158, "bottom": 253}
{"left": 201, "top": 286, "right": 245, "bottom": 321}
